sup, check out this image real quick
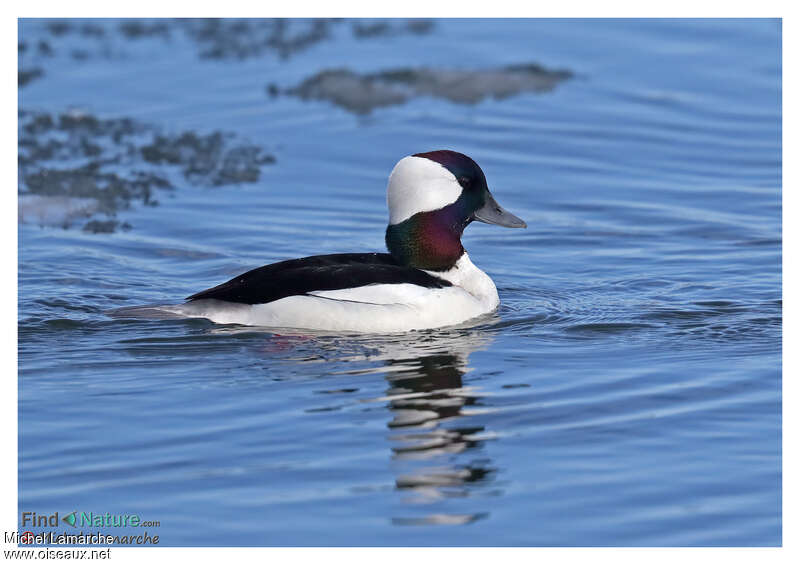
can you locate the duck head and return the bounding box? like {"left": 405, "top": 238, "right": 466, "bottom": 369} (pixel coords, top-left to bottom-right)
{"left": 385, "top": 150, "right": 526, "bottom": 271}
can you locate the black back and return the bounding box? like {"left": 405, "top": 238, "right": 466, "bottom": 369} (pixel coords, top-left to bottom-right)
{"left": 186, "top": 252, "right": 452, "bottom": 305}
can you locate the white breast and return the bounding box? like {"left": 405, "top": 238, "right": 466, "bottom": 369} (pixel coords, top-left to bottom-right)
{"left": 423, "top": 253, "right": 499, "bottom": 311}
{"left": 169, "top": 253, "right": 499, "bottom": 333}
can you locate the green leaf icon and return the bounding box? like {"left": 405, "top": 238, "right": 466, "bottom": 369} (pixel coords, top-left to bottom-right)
{"left": 62, "top": 512, "right": 76, "bottom": 527}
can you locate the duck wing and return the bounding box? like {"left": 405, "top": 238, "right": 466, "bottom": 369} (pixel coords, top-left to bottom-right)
{"left": 186, "top": 252, "right": 451, "bottom": 305}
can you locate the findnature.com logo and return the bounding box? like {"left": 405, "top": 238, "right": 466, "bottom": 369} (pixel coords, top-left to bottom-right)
{"left": 21, "top": 511, "right": 160, "bottom": 528}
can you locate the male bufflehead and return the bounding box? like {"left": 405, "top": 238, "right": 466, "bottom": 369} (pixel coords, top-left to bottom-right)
{"left": 178, "top": 150, "right": 526, "bottom": 332}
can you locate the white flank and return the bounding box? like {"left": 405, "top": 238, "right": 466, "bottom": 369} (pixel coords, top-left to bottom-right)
{"left": 164, "top": 254, "right": 499, "bottom": 333}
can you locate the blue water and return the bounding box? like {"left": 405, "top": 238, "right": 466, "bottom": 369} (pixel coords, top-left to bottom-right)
{"left": 18, "top": 18, "right": 781, "bottom": 546}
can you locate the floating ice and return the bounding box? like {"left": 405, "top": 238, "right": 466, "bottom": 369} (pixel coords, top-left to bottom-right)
{"left": 285, "top": 64, "right": 573, "bottom": 114}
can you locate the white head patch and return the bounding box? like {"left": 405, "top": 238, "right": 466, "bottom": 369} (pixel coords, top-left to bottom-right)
{"left": 386, "top": 155, "right": 462, "bottom": 225}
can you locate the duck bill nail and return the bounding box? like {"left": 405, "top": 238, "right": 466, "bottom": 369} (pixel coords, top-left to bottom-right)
{"left": 473, "top": 192, "right": 527, "bottom": 228}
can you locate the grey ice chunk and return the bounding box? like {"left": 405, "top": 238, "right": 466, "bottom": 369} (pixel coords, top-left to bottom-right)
{"left": 285, "top": 64, "right": 573, "bottom": 114}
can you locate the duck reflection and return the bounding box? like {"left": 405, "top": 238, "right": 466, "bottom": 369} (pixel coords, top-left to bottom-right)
{"left": 209, "top": 323, "right": 499, "bottom": 525}
{"left": 372, "top": 330, "right": 498, "bottom": 524}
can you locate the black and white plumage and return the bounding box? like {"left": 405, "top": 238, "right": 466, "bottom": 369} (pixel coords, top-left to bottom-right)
{"left": 165, "top": 150, "right": 526, "bottom": 332}
{"left": 186, "top": 253, "right": 451, "bottom": 304}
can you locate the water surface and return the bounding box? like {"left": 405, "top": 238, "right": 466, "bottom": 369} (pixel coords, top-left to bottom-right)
{"left": 18, "top": 18, "right": 781, "bottom": 546}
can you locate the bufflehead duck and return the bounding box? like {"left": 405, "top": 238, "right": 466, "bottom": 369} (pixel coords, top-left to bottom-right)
{"left": 178, "top": 150, "right": 526, "bottom": 332}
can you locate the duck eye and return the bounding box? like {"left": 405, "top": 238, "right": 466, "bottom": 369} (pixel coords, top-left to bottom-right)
{"left": 458, "top": 176, "right": 471, "bottom": 188}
